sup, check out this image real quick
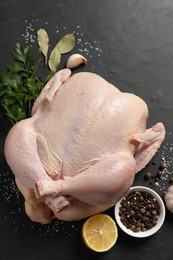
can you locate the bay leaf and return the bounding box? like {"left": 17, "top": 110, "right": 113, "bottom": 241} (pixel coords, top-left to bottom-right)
{"left": 37, "top": 28, "right": 49, "bottom": 64}
{"left": 48, "top": 46, "right": 61, "bottom": 72}
{"left": 57, "top": 33, "right": 75, "bottom": 54}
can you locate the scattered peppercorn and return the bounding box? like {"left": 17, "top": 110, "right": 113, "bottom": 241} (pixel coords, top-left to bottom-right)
{"left": 119, "top": 191, "right": 160, "bottom": 233}
{"left": 144, "top": 161, "right": 165, "bottom": 185}
{"left": 169, "top": 177, "right": 173, "bottom": 183}
{"left": 144, "top": 172, "right": 152, "bottom": 180}
{"left": 159, "top": 163, "right": 165, "bottom": 171}
{"left": 152, "top": 161, "right": 156, "bottom": 165}
{"left": 157, "top": 170, "right": 164, "bottom": 178}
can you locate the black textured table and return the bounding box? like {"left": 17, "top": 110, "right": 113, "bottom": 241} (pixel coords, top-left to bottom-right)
{"left": 0, "top": 1, "right": 173, "bottom": 259}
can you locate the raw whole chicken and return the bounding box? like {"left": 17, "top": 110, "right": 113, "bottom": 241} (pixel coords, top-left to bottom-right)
{"left": 4, "top": 69, "right": 165, "bottom": 223}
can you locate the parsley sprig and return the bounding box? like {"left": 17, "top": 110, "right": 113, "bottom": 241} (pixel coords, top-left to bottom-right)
{"left": 0, "top": 42, "right": 51, "bottom": 124}
{"left": 0, "top": 29, "right": 76, "bottom": 124}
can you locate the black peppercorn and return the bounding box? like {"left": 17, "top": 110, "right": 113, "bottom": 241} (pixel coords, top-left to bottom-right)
{"left": 169, "top": 177, "right": 173, "bottom": 183}
{"left": 159, "top": 163, "right": 165, "bottom": 171}
{"left": 144, "top": 172, "right": 152, "bottom": 180}
{"left": 140, "top": 208, "right": 145, "bottom": 214}
{"left": 129, "top": 210, "right": 136, "bottom": 216}
{"left": 119, "top": 190, "right": 160, "bottom": 232}
{"left": 157, "top": 170, "right": 163, "bottom": 178}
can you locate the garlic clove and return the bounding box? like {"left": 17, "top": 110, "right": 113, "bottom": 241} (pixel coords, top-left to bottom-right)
{"left": 66, "top": 54, "right": 87, "bottom": 69}
{"left": 165, "top": 185, "right": 173, "bottom": 213}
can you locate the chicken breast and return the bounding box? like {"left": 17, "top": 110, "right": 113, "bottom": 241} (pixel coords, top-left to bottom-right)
{"left": 4, "top": 69, "right": 165, "bottom": 223}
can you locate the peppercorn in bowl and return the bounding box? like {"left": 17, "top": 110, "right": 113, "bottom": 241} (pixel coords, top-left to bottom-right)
{"left": 114, "top": 186, "right": 165, "bottom": 238}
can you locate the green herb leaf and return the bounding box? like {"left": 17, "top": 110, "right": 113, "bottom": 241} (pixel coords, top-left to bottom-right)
{"left": 0, "top": 43, "right": 46, "bottom": 124}
{"left": 57, "top": 33, "right": 75, "bottom": 54}
{"left": 2, "top": 103, "right": 26, "bottom": 124}
{"left": 0, "top": 88, "right": 8, "bottom": 96}
{"left": 13, "top": 42, "right": 26, "bottom": 63}
{"left": 7, "top": 63, "right": 25, "bottom": 73}
{"left": 37, "top": 28, "right": 49, "bottom": 64}
{"left": 13, "top": 43, "right": 34, "bottom": 67}
{"left": 48, "top": 46, "right": 61, "bottom": 72}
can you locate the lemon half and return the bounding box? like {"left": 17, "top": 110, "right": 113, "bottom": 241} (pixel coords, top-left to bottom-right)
{"left": 82, "top": 214, "right": 118, "bottom": 252}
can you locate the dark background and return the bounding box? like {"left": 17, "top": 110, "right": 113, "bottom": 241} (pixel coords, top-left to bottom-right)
{"left": 0, "top": 0, "right": 173, "bottom": 259}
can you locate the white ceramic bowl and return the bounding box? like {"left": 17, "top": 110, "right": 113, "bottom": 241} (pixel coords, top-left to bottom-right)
{"left": 114, "top": 186, "right": 165, "bottom": 238}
